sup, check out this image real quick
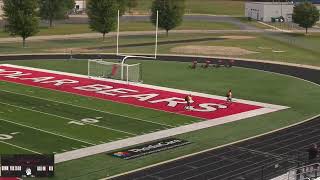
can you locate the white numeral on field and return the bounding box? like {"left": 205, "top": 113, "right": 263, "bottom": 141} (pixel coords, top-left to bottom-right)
{"left": 0, "top": 134, "right": 13, "bottom": 140}
{"left": 68, "top": 118, "right": 100, "bottom": 126}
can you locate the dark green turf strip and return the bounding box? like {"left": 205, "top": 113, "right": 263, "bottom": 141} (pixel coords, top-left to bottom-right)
{"left": 0, "top": 90, "right": 172, "bottom": 134}
{"left": 0, "top": 120, "right": 88, "bottom": 154}
{"left": 0, "top": 142, "right": 33, "bottom": 154}
{"left": 0, "top": 103, "right": 131, "bottom": 145}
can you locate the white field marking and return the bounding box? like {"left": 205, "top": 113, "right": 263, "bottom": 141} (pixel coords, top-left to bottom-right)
{"left": 55, "top": 107, "right": 282, "bottom": 164}
{"left": 127, "top": 52, "right": 320, "bottom": 72}
{"left": 1, "top": 64, "right": 289, "bottom": 110}
{"left": 258, "top": 21, "right": 291, "bottom": 33}
{"left": 0, "top": 117, "right": 95, "bottom": 146}
{"left": 72, "top": 147, "right": 77, "bottom": 150}
{"left": 236, "top": 66, "right": 320, "bottom": 88}
{"left": 10, "top": 132, "right": 20, "bottom": 135}
{"left": 81, "top": 145, "right": 87, "bottom": 148}
{"left": 0, "top": 89, "right": 173, "bottom": 128}
{"left": 53, "top": 152, "right": 57, "bottom": 154}
{"left": 102, "top": 114, "right": 320, "bottom": 180}
{"left": 0, "top": 64, "right": 290, "bottom": 164}
{"left": 0, "top": 140, "right": 41, "bottom": 154}
{"left": 154, "top": 128, "right": 319, "bottom": 179}
{"left": 62, "top": 149, "right": 67, "bottom": 152}
{"left": 0, "top": 101, "right": 136, "bottom": 136}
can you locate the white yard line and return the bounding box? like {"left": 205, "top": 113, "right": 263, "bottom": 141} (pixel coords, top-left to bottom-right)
{"left": 1, "top": 64, "right": 289, "bottom": 110}
{"left": 258, "top": 21, "right": 292, "bottom": 33}
{"left": 0, "top": 64, "right": 289, "bottom": 164}
{"left": 0, "top": 140, "right": 42, "bottom": 154}
{"left": 0, "top": 117, "right": 95, "bottom": 146}
{"left": 0, "top": 89, "right": 174, "bottom": 128}
{"left": 55, "top": 107, "right": 284, "bottom": 163}
{"left": 103, "top": 114, "right": 320, "bottom": 180}
{"left": 0, "top": 101, "right": 137, "bottom": 136}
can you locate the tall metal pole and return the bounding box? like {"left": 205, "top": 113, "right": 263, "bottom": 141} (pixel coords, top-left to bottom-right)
{"left": 155, "top": 10, "right": 159, "bottom": 59}
{"left": 117, "top": 10, "right": 120, "bottom": 55}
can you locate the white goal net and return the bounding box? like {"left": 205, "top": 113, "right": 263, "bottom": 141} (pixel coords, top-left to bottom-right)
{"left": 88, "top": 59, "right": 142, "bottom": 83}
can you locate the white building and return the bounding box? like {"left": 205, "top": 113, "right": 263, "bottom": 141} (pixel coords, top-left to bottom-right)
{"left": 75, "top": 0, "right": 86, "bottom": 13}
{"left": 0, "top": 0, "right": 3, "bottom": 19}
{"left": 245, "top": 2, "right": 295, "bottom": 22}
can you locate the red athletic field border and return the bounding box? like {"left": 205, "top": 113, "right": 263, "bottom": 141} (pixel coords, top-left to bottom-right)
{"left": 0, "top": 64, "right": 288, "bottom": 121}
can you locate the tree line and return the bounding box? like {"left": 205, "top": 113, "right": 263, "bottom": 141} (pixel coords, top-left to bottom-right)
{"left": 2, "top": 0, "right": 319, "bottom": 47}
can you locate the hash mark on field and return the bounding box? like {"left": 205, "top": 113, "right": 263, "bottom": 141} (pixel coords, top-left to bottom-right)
{"left": 61, "top": 149, "right": 67, "bottom": 152}
{"left": 0, "top": 89, "right": 174, "bottom": 128}
{"left": 0, "top": 140, "right": 41, "bottom": 154}
{"left": 81, "top": 145, "right": 87, "bottom": 148}
{"left": 0, "top": 101, "right": 136, "bottom": 136}
{"left": 10, "top": 132, "right": 20, "bottom": 135}
{"left": 0, "top": 117, "right": 95, "bottom": 146}
{"left": 72, "top": 147, "right": 77, "bottom": 150}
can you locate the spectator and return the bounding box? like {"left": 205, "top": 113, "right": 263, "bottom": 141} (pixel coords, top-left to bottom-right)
{"left": 201, "top": 60, "right": 211, "bottom": 68}
{"left": 308, "top": 144, "right": 318, "bottom": 161}
{"left": 190, "top": 61, "right": 197, "bottom": 69}
{"left": 216, "top": 60, "right": 223, "bottom": 68}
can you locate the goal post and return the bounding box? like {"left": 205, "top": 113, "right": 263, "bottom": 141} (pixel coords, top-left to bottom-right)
{"left": 116, "top": 10, "right": 159, "bottom": 59}
{"left": 88, "top": 59, "right": 142, "bottom": 83}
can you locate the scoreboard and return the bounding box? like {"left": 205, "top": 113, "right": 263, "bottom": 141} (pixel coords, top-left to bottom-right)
{"left": 0, "top": 154, "right": 54, "bottom": 178}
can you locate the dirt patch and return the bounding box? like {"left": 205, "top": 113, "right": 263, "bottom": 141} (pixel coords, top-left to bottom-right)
{"left": 45, "top": 48, "right": 98, "bottom": 53}
{"left": 171, "top": 45, "right": 258, "bottom": 56}
{"left": 219, "top": 35, "right": 256, "bottom": 40}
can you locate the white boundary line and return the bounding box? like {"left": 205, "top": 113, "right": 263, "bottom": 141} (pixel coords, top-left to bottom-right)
{"left": 0, "top": 101, "right": 137, "bottom": 136}
{"left": 0, "top": 64, "right": 289, "bottom": 110}
{"left": 0, "top": 64, "right": 289, "bottom": 164}
{"left": 0, "top": 84, "right": 174, "bottom": 128}
{"left": 0, "top": 140, "right": 42, "bottom": 154}
{"left": 103, "top": 114, "right": 320, "bottom": 180}
{"left": 0, "top": 117, "right": 95, "bottom": 146}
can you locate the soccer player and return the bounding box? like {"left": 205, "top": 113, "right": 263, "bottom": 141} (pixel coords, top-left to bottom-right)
{"left": 226, "top": 89, "right": 232, "bottom": 103}
{"left": 184, "top": 94, "right": 192, "bottom": 110}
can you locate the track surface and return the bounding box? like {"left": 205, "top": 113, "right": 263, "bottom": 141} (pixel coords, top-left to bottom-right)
{"left": 0, "top": 54, "right": 319, "bottom": 180}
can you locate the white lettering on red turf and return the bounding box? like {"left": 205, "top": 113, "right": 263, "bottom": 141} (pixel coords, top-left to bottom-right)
{"left": 74, "top": 84, "right": 113, "bottom": 91}
{"left": 0, "top": 70, "right": 31, "bottom": 78}
{"left": 97, "top": 88, "right": 138, "bottom": 96}
{"left": 119, "top": 93, "right": 159, "bottom": 101}
{"left": 20, "top": 76, "right": 55, "bottom": 82}
{"left": 149, "top": 97, "right": 187, "bottom": 107}
{"left": 190, "top": 103, "right": 227, "bottom": 112}
{"left": 40, "top": 79, "right": 79, "bottom": 86}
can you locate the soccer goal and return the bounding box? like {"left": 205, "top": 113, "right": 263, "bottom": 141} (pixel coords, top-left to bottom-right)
{"left": 88, "top": 59, "right": 142, "bottom": 83}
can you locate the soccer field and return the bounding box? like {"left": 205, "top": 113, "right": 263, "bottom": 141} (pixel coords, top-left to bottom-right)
{"left": 0, "top": 59, "right": 319, "bottom": 179}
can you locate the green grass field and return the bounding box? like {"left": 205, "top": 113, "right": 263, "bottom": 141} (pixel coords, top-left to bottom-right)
{"left": 0, "top": 59, "right": 319, "bottom": 179}
{"left": 131, "top": 0, "right": 244, "bottom": 16}
{"left": 1, "top": 32, "right": 320, "bottom": 66}
{"left": 0, "top": 21, "right": 239, "bottom": 38}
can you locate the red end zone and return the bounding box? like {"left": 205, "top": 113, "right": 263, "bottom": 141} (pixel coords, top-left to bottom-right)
{"left": 0, "top": 64, "right": 265, "bottom": 120}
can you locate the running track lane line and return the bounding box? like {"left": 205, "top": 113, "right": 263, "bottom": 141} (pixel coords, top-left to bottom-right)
{"left": 0, "top": 140, "right": 42, "bottom": 154}
{"left": 103, "top": 114, "right": 320, "bottom": 180}
{"left": 0, "top": 89, "right": 175, "bottom": 128}
{"left": 0, "top": 117, "right": 95, "bottom": 146}
{"left": 0, "top": 101, "right": 137, "bottom": 136}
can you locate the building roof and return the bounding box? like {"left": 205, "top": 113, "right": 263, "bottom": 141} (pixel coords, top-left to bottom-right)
{"left": 246, "top": 2, "right": 294, "bottom": 5}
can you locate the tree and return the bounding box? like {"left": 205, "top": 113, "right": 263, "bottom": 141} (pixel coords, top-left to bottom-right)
{"left": 127, "top": 0, "right": 138, "bottom": 14}
{"left": 3, "top": 0, "right": 39, "bottom": 47}
{"left": 151, "top": 0, "right": 185, "bottom": 36}
{"left": 292, "top": 2, "right": 319, "bottom": 34}
{"left": 117, "top": 0, "right": 128, "bottom": 15}
{"left": 87, "top": 0, "right": 118, "bottom": 41}
{"left": 38, "top": 0, "right": 75, "bottom": 27}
